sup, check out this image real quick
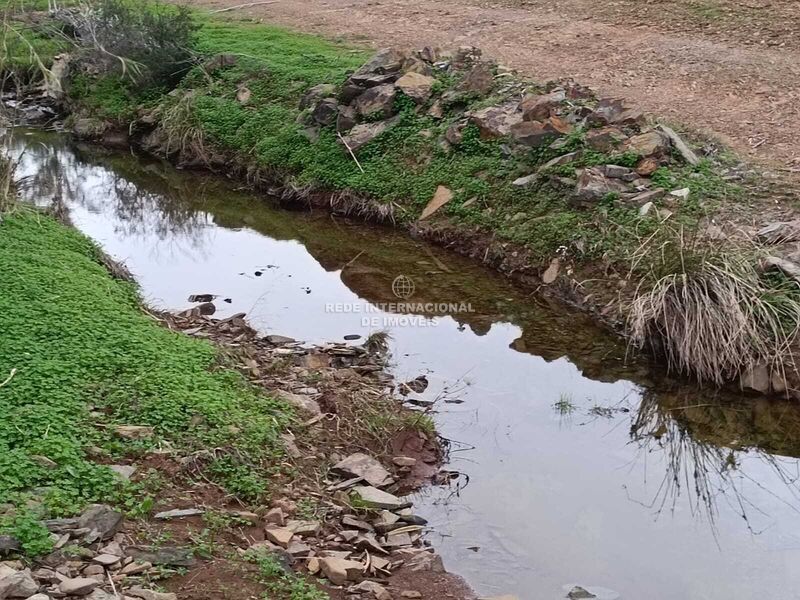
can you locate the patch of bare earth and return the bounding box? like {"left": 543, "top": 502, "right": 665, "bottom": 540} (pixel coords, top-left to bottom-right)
{"left": 177, "top": 0, "right": 800, "bottom": 178}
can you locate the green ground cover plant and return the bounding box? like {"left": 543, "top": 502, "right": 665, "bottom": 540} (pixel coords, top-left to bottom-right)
{"left": 0, "top": 208, "right": 291, "bottom": 551}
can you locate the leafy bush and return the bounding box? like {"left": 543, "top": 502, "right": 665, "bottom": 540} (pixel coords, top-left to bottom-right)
{"left": 89, "top": 0, "right": 198, "bottom": 89}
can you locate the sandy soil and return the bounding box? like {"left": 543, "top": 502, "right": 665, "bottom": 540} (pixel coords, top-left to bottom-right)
{"left": 178, "top": 0, "right": 800, "bottom": 176}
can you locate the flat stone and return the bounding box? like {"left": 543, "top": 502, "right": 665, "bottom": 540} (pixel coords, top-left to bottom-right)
{"left": 419, "top": 186, "right": 454, "bottom": 220}
{"left": 299, "top": 83, "right": 338, "bottom": 110}
{"left": 348, "top": 48, "right": 406, "bottom": 87}
{"left": 572, "top": 167, "right": 628, "bottom": 206}
{"left": 307, "top": 557, "right": 320, "bottom": 575}
{"left": 26, "top": 595, "right": 51, "bottom": 600}
{"left": 381, "top": 532, "right": 413, "bottom": 548}
{"left": 374, "top": 510, "right": 400, "bottom": 527}
{"left": 512, "top": 174, "right": 537, "bottom": 187}
{"left": 589, "top": 97, "right": 645, "bottom": 127}
{"left": 319, "top": 557, "right": 364, "bottom": 586}
{"left": 154, "top": 508, "right": 204, "bottom": 520}
{"left": 286, "top": 541, "right": 312, "bottom": 556}
{"left": 108, "top": 465, "right": 136, "bottom": 480}
{"left": 59, "top": 577, "right": 99, "bottom": 595}
{"left": 538, "top": 151, "right": 579, "bottom": 172}
{"left": 401, "top": 592, "right": 422, "bottom": 599}
{"left": 85, "top": 590, "right": 117, "bottom": 600}
{"left": 510, "top": 116, "right": 571, "bottom": 147}
{"left": 351, "top": 486, "right": 407, "bottom": 510}
{"left": 350, "top": 580, "right": 391, "bottom": 600}
{"left": 334, "top": 453, "right": 394, "bottom": 487}
{"left": 669, "top": 187, "right": 690, "bottom": 201}
{"left": 0, "top": 568, "right": 38, "bottom": 598}
{"left": 275, "top": 390, "right": 321, "bottom": 416}
{"left": 83, "top": 564, "right": 104, "bottom": 576}
{"left": 395, "top": 72, "right": 436, "bottom": 103}
{"left": 265, "top": 527, "right": 294, "bottom": 548}
{"left": 265, "top": 334, "right": 296, "bottom": 344}
{"left": 77, "top": 505, "right": 123, "bottom": 541}
{"left": 603, "top": 164, "right": 631, "bottom": 179}
{"left": 400, "top": 549, "right": 445, "bottom": 572}
{"left": 286, "top": 520, "right": 321, "bottom": 537}
{"left": 355, "top": 533, "right": 388, "bottom": 555}
{"left": 455, "top": 61, "right": 494, "bottom": 96}
{"left": 340, "top": 116, "right": 400, "bottom": 152}
{"left": 341, "top": 515, "right": 373, "bottom": 532}
{"left": 392, "top": 456, "right": 417, "bottom": 467}
{"left": 92, "top": 554, "right": 120, "bottom": 567}
{"left": 340, "top": 530, "right": 360, "bottom": 543}
{"left": 119, "top": 561, "right": 151, "bottom": 575}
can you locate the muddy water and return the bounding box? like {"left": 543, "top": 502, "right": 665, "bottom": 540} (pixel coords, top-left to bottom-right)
{"left": 9, "top": 129, "right": 800, "bottom": 600}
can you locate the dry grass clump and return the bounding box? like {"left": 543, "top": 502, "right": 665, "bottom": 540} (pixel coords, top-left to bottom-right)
{"left": 0, "top": 153, "right": 17, "bottom": 213}
{"left": 628, "top": 254, "right": 800, "bottom": 386}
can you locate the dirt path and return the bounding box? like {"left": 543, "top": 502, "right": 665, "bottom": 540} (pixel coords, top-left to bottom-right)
{"left": 181, "top": 0, "right": 800, "bottom": 175}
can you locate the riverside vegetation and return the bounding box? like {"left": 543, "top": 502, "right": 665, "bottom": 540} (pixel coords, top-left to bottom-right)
{"left": 5, "top": 0, "right": 795, "bottom": 397}
{"left": 3, "top": 0, "right": 800, "bottom": 596}
{"left": 0, "top": 11, "right": 454, "bottom": 594}
{"left": 0, "top": 166, "right": 455, "bottom": 597}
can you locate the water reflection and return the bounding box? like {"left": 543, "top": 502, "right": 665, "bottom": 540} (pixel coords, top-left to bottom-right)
{"left": 8, "top": 128, "right": 800, "bottom": 599}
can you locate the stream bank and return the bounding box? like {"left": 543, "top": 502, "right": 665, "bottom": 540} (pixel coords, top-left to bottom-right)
{"left": 9, "top": 1, "right": 800, "bottom": 398}
{"left": 7, "top": 129, "right": 800, "bottom": 599}
{"left": 0, "top": 145, "right": 476, "bottom": 599}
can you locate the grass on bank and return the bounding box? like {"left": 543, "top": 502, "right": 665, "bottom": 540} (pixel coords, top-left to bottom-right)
{"left": 6, "top": 0, "right": 799, "bottom": 389}
{"left": 5, "top": 0, "right": 738, "bottom": 269}
{"left": 0, "top": 208, "right": 292, "bottom": 552}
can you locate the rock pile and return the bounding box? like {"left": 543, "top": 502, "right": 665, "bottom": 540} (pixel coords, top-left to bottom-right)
{"left": 0, "top": 504, "right": 177, "bottom": 600}
{"left": 163, "top": 312, "right": 447, "bottom": 598}
{"left": 299, "top": 44, "right": 702, "bottom": 215}
{"left": 251, "top": 453, "right": 442, "bottom": 599}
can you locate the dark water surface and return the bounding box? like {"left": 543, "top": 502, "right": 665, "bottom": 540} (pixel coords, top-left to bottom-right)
{"left": 8, "top": 128, "right": 800, "bottom": 600}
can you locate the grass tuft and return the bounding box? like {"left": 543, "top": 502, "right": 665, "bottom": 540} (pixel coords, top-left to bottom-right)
{"left": 629, "top": 254, "right": 800, "bottom": 385}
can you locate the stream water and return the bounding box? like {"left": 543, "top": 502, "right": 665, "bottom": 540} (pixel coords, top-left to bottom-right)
{"left": 7, "top": 128, "right": 800, "bottom": 600}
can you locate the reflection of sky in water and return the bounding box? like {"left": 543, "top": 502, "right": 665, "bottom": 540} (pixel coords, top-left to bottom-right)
{"left": 10, "top": 130, "right": 800, "bottom": 600}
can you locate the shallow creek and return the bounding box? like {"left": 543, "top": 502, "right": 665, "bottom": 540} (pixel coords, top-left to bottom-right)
{"left": 8, "top": 128, "right": 800, "bottom": 600}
